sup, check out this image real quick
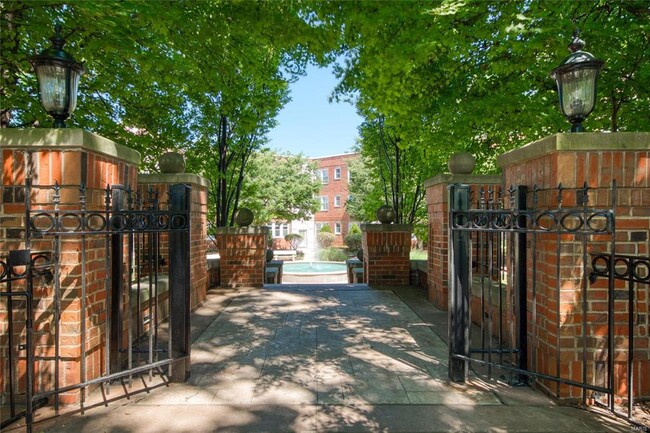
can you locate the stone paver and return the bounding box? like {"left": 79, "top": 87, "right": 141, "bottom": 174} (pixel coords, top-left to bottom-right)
{"left": 5, "top": 285, "right": 634, "bottom": 432}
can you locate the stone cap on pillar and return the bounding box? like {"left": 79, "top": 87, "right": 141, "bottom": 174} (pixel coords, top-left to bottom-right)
{"left": 139, "top": 173, "right": 210, "bottom": 188}
{"left": 361, "top": 223, "right": 413, "bottom": 232}
{"left": 497, "top": 132, "right": 649, "bottom": 168}
{"left": 214, "top": 226, "right": 269, "bottom": 235}
{"left": 424, "top": 173, "right": 502, "bottom": 189}
{"left": 0, "top": 128, "right": 140, "bottom": 166}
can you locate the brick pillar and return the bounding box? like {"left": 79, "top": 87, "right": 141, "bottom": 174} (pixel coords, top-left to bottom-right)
{"left": 1, "top": 128, "right": 139, "bottom": 404}
{"left": 424, "top": 174, "right": 501, "bottom": 310}
{"left": 138, "top": 173, "right": 209, "bottom": 310}
{"left": 215, "top": 227, "right": 268, "bottom": 287}
{"left": 361, "top": 223, "right": 412, "bottom": 286}
{"left": 498, "top": 132, "right": 650, "bottom": 400}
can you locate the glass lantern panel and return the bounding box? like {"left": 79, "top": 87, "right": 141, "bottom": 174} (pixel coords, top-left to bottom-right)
{"left": 559, "top": 68, "right": 598, "bottom": 119}
{"left": 35, "top": 64, "right": 69, "bottom": 114}
{"left": 68, "top": 69, "right": 81, "bottom": 113}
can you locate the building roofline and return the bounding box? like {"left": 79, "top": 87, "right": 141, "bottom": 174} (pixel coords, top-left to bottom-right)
{"left": 309, "top": 152, "right": 359, "bottom": 160}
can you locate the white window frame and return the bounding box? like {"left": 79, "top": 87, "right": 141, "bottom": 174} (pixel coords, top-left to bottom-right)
{"left": 334, "top": 195, "right": 341, "bottom": 208}
{"left": 334, "top": 222, "right": 341, "bottom": 235}
{"left": 271, "top": 222, "right": 288, "bottom": 238}
{"left": 319, "top": 168, "right": 329, "bottom": 184}
{"left": 334, "top": 166, "right": 342, "bottom": 180}
{"left": 320, "top": 196, "right": 329, "bottom": 211}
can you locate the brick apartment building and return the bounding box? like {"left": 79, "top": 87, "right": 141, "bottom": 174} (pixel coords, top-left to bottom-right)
{"left": 270, "top": 152, "right": 359, "bottom": 253}
{"left": 311, "top": 152, "right": 359, "bottom": 247}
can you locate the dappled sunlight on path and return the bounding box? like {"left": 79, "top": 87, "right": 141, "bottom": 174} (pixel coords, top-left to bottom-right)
{"left": 8, "top": 285, "right": 633, "bottom": 433}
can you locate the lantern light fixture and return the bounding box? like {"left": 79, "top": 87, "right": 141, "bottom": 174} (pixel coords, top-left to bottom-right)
{"left": 30, "top": 24, "right": 85, "bottom": 128}
{"left": 550, "top": 29, "right": 604, "bottom": 132}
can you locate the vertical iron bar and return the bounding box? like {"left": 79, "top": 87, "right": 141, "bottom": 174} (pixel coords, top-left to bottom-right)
{"left": 477, "top": 187, "right": 480, "bottom": 364}
{"left": 486, "top": 188, "right": 494, "bottom": 379}
{"left": 169, "top": 184, "right": 191, "bottom": 382}
{"left": 79, "top": 185, "right": 87, "bottom": 413}
{"left": 555, "top": 184, "right": 563, "bottom": 398}
{"left": 531, "top": 186, "right": 539, "bottom": 376}
{"left": 7, "top": 261, "right": 16, "bottom": 420}
{"left": 25, "top": 273, "right": 34, "bottom": 433}
{"left": 110, "top": 186, "right": 124, "bottom": 376}
{"left": 628, "top": 276, "right": 634, "bottom": 419}
{"left": 53, "top": 183, "right": 61, "bottom": 413}
{"left": 496, "top": 190, "right": 504, "bottom": 368}
{"left": 448, "top": 184, "right": 470, "bottom": 383}
{"left": 104, "top": 185, "right": 112, "bottom": 395}
{"left": 580, "top": 183, "right": 589, "bottom": 405}
{"left": 127, "top": 190, "right": 134, "bottom": 387}
{"left": 607, "top": 181, "right": 617, "bottom": 413}
{"left": 514, "top": 186, "right": 528, "bottom": 382}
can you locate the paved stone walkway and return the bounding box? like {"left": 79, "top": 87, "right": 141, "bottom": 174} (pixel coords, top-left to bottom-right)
{"left": 7, "top": 285, "right": 634, "bottom": 432}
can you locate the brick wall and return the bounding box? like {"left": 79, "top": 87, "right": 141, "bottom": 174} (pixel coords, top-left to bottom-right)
{"left": 361, "top": 224, "right": 412, "bottom": 286}
{"left": 214, "top": 227, "right": 268, "bottom": 287}
{"left": 138, "top": 173, "right": 209, "bottom": 310}
{"left": 497, "top": 133, "right": 650, "bottom": 401}
{"left": 424, "top": 174, "right": 501, "bottom": 310}
{"left": 1, "top": 129, "right": 139, "bottom": 404}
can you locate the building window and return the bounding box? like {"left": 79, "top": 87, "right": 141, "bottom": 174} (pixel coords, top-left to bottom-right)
{"left": 320, "top": 196, "right": 329, "bottom": 211}
{"left": 334, "top": 167, "right": 342, "bottom": 180}
{"left": 334, "top": 222, "right": 341, "bottom": 235}
{"left": 270, "top": 222, "right": 288, "bottom": 238}
{"left": 318, "top": 168, "right": 329, "bottom": 184}
{"left": 334, "top": 195, "right": 341, "bottom": 207}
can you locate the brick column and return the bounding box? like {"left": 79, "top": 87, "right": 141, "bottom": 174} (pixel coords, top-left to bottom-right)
{"left": 424, "top": 174, "right": 501, "bottom": 310}
{"left": 214, "top": 227, "right": 268, "bottom": 287}
{"left": 361, "top": 223, "right": 412, "bottom": 286}
{"left": 1, "top": 128, "right": 139, "bottom": 404}
{"left": 498, "top": 132, "right": 650, "bottom": 400}
{"left": 138, "top": 173, "right": 209, "bottom": 310}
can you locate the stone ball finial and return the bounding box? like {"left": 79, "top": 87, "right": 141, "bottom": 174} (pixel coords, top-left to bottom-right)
{"left": 448, "top": 151, "right": 476, "bottom": 175}
{"left": 159, "top": 152, "right": 186, "bottom": 174}
{"left": 376, "top": 205, "right": 395, "bottom": 224}
{"left": 234, "top": 207, "right": 254, "bottom": 227}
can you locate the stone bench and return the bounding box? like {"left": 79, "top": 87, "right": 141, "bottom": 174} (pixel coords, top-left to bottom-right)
{"left": 273, "top": 250, "right": 297, "bottom": 261}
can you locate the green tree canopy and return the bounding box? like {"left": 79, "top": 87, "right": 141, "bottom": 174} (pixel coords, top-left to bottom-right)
{"left": 238, "top": 149, "right": 321, "bottom": 226}
{"left": 328, "top": 0, "right": 649, "bottom": 170}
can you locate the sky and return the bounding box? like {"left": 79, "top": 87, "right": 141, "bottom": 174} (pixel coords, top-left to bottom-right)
{"left": 266, "top": 64, "right": 363, "bottom": 158}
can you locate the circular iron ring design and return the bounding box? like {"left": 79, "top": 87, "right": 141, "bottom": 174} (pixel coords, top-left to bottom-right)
{"left": 30, "top": 213, "right": 56, "bottom": 233}
{"left": 632, "top": 260, "right": 650, "bottom": 283}
{"left": 536, "top": 211, "right": 558, "bottom": 231}
{"left": 513, "top": 212, "right": 534, "bottom": 230}
{"left": 586, "top": 212, "right": 611, "bottom": 233}
{"left": 492, "top": 212, "right": 512, "bottom": 229}
{"left": 560, "top": 212, "right": 584, "bottom": 232}
{"left": 591, "top": 255, "right": 610, "bottom": 275}
{"left": 453, "top": 212, "right": 470, "bottom": 229}
{"left": 131, "top": 213, "right": 151, "bottom": 231}
{"left": 109, "top": 214, "right": 128, "bottom": 231}
{"left": 472, "top": 213, "right": 489, "bottom": 229}
{"left": 59, "top": 213, "right": 83, "bottom": 232}
{"left": 170, "top": 214, "right": 187, "bottom": 230}
{"left": 84, "top": 213, "right": 107, "bottom": 232}
{"left": 156, "top": 214, "right": 169, "bottom": 230}
{"left": 614, "top": 257, "right": 631, "bottom": 278}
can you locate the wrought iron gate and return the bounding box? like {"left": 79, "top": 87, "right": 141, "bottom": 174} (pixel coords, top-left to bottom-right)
{"left": 1, "top": 180, "right": 191, "bottom": 432}
{"left": 448, "top": 181, "right": 645, "bottom": 425}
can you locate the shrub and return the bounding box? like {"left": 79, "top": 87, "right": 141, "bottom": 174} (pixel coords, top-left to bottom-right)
{"left": 284, "top": 233, "right": 303, "bottom": 250}
{"left": 317, "top": 231, "right": 336, "bottom": 248}
{"left": 317, "top": 247, "right": 348, "bottom": 262}
{"left": 319, "top": 224, "right": 332, "bottom": 233}
{"left": 344, "top": 224, "right": 362, "bottom": 254}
